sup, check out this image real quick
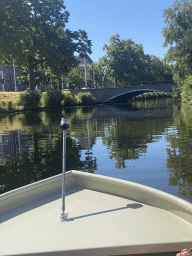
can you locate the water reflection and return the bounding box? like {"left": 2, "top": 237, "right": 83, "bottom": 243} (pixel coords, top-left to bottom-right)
{"left": 129, "top": 97, "right": 174, "bottom": 110}
{"left": 0, "top": 98, "right": 192, "bottom": 203}
{"left": 166, "top": 104, "right": 192, "bottom": 202}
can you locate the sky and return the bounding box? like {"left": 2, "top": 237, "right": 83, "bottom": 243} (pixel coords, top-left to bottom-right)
{"left": 64, "top": 0, "right": 175, "bottom": 63}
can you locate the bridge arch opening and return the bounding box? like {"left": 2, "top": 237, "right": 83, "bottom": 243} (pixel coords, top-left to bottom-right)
{"left": 106, "top": 89, "right": 173, "bottom": 103}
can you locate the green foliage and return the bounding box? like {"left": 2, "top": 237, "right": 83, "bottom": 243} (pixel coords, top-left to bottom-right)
{"left": 0, "top": 0, "right": 92, "bottom": 90}
{"left": 0, "top": 101, "right": 13, "bottom": 113}
{"left": 181, "top": 102, "right": 192, "bottom": 128}
{"left": 162, "top": 0, "right": 192, "bottom": 96}
{"left": 87, "top": 58, "right": 114, "bottom": 88}
{"left": 167, "top": 104, "right": 192, "bottom": 201}
{"left": 61, "top": 91, "right": 77, "bottom": 107}
{"left": 40, "top": 90, "right": 64, "bottom": 109}
{"left": 102, "top": 34, "right": 173, "bottom": 87}
{"left": 19, "top": 91, "right": 41, "bottom": 110}
{"left": 132, "top": 92, "right": 171, "bottom": 101}
{"left": 181, "top": 76, "right": 192, "bottom": 103}
{"left": 0, "top": 92, "right": 23, "bottom": 114}
{"left": 7, "top": 101, "right": 13, "bottom": 111}
{"left": 76, "top": 92, "right": 95, "bottom": 105}
{"left": 103, "top": 34, "right": 144, "bottom": 85}
{"left": 64, "top": 67, "right": 84, "bottom": 87}
{"left": 172, "top": 86, "right": 182, "bottom": 102}
{"left": 17, "top": 66, "right": 51, "bottom": 88}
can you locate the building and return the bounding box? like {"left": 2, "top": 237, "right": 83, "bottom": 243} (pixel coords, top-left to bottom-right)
{"left": 0, "top": 130, "right": 31, "bottom": 165}
{"left": 0, "top": 64, "right": 27, "bottom": 91}
{"left": 76, "top": 52, "right": 93, "bottom": 72}
{"left": 76, "top": 52, "right": 94, "bottom": 87}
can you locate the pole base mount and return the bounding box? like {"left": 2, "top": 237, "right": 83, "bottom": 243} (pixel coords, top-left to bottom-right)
{"left": 60, "top": 212, "right": 68, "bottom": 222}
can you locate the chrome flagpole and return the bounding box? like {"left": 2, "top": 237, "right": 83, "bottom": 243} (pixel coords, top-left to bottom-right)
{"left": 60, "top": 117, "right": 69, "bottom": 222}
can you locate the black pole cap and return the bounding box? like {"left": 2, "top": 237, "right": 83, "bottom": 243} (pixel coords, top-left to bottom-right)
{"left": 60, "top": 117, "right": 69, "bottom": 130}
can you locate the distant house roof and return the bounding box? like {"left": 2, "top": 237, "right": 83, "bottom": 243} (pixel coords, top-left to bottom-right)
{"left": 77, "top": 52, "right": 93, "bottom": 66}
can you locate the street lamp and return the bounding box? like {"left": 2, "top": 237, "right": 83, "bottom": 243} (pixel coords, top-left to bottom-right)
{"left": 84, "top": 53, "right": 87, "bottom": 88}
{"left": 13, "top": 60, "right": 17, "bottom": 91}
{"left": 102, "top": 76, "right": 104, "bottom": 88}
{"left": 61, "top": 77, "right": 63, "bottom": 91}
{"left": 0, "top": 70, "right": 4, "bottom": 92}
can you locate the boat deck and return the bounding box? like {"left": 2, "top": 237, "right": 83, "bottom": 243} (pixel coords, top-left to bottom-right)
{"left": 1, "top": 183, "right": 192, "bottom": 256}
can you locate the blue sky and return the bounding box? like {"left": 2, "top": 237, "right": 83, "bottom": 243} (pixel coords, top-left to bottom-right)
{"left": 64, "top": 0, "right": 175, "bottom": 63}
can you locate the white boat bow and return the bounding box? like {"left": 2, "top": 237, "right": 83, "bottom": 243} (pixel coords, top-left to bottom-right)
{"left": 0, "top": 170, "right": 192, "bottom": 256}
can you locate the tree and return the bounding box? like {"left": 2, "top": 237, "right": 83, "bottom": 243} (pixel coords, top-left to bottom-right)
{"left": 103, "top": 34, "right": 147, "bottom": 86}
{"left": 102, "top": 34, "right": 174, "bottom": 87}
{"left": 86, "top": 59, "right": 114, "bottom": 88}
{"left": 0, "top": 0, "right": 92, "bottom": 90}
{"left": 147, "top": 55, "right": 173, "bottom": 85}
{"left": 66, "top": 67, "right": 84, "bottom": 87}
{"left": 162, "top": 0, "right": 192, "bottom": 84}
{"left": 17, "top": 66, "right": 50, "bottom": 88}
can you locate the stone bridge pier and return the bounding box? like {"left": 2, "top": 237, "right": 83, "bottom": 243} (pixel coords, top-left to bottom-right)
{"left": 71, "top": 84, "right": 175, "bottom": 103}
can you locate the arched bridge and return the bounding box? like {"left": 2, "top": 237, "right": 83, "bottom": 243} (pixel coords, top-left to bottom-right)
{"left": 71, "top": 84, "right": 175, "bottom": 103}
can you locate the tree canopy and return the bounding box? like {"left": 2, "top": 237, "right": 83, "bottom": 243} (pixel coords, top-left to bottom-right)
{"left": 162, "top": 0, "right": 192, "bottom": 83}
{"left": 102, "top": 34, "right": 173, "bottom": 87}
{"left": 0, "top": 0, "right": 92, "bottom": 90}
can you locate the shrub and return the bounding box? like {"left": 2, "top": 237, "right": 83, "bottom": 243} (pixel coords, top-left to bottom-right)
{"left": 144, "top": 92, "right": 154, "bottom": 99}
{"left": 61, "top": 91, "right": 77, "bottom": 107}
{"left": 19, "top": 91, "right": 41, "bottom": 110}
{"left": 1, "top": 101, "right": 6, "bottom": 107}
{"left": 181, "top": 76, "right": 192, "bottom": 103}
{"left": 7, "top": 101, "right": 13, "bottom": 111}
{"left": 76, "top": 92, "right": 95, "bottom": 105}
{"left": 173, "top": 86, "right": 182, "bottom": 102}
{"left": 40, "top": 90, "right": 64, "bottom": 109}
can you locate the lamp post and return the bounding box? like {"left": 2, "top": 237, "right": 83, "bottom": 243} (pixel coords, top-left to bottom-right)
{"left": 60, "top": 117, "right": 69, "bottom": 222}
{"left": 0, "top": 71, "right": 4, "bottom": 92}
{"left": 93, "top": 67, "right": 95, "bottom": 89}
{"left": 61, "top": 77, "right": 63, "bottom": 91}
{"left": 13, "top": 60, "right": 17, "bottom": 91}
{"left": 84, "top": 53, "right": 87, "bottom": 88}
{"left": 102, "top": 76, "right": 104, "bottom": 88}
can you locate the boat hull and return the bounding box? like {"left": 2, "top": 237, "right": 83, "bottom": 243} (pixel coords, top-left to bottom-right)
{"left": 0, "top": 171, "right": 192, "bottom": 256}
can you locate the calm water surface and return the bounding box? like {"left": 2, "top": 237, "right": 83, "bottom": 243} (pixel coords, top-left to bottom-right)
{"left": 0, "top": 98, "right": 192, "bottom": 202}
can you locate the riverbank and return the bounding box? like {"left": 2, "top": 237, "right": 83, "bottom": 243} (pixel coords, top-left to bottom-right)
{"left": 0, "top": 91, "right": 173, "bottom": 115}
{"left": 0, "top": 92, "right": 23, "bottom": 114}
{"left": 0, "top": 91, "right": 96, "bottom": 115}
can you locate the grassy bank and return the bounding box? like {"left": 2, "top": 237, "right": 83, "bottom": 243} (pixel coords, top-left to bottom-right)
{"left": 0, "top": 92, "right": 23, "bottom": 114}
{"left": 0, "top": 91, "right": 96, "bottom": 115}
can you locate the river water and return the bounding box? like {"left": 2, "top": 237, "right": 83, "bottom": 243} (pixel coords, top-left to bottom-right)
{"left": 0, "top": 98, "right": 192, "bottom": 203}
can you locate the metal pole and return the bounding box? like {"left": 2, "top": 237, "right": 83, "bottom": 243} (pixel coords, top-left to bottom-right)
{"left": 1, "top": 67, "right": 4, "bottom": 92}
{"left": 60, "top": 117, "right": 69, "bottom": 222}
{"left": 93, "top": 68, "right": 95, "bottom": 88}
{"left": 61, "top": 77, "right": 63, "bottom": 91}
{"left": 84, "top": 53, "right": 87, "bottom": 88}
{"left": 13, "top": 60, "right": 17, "bottom": 91}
